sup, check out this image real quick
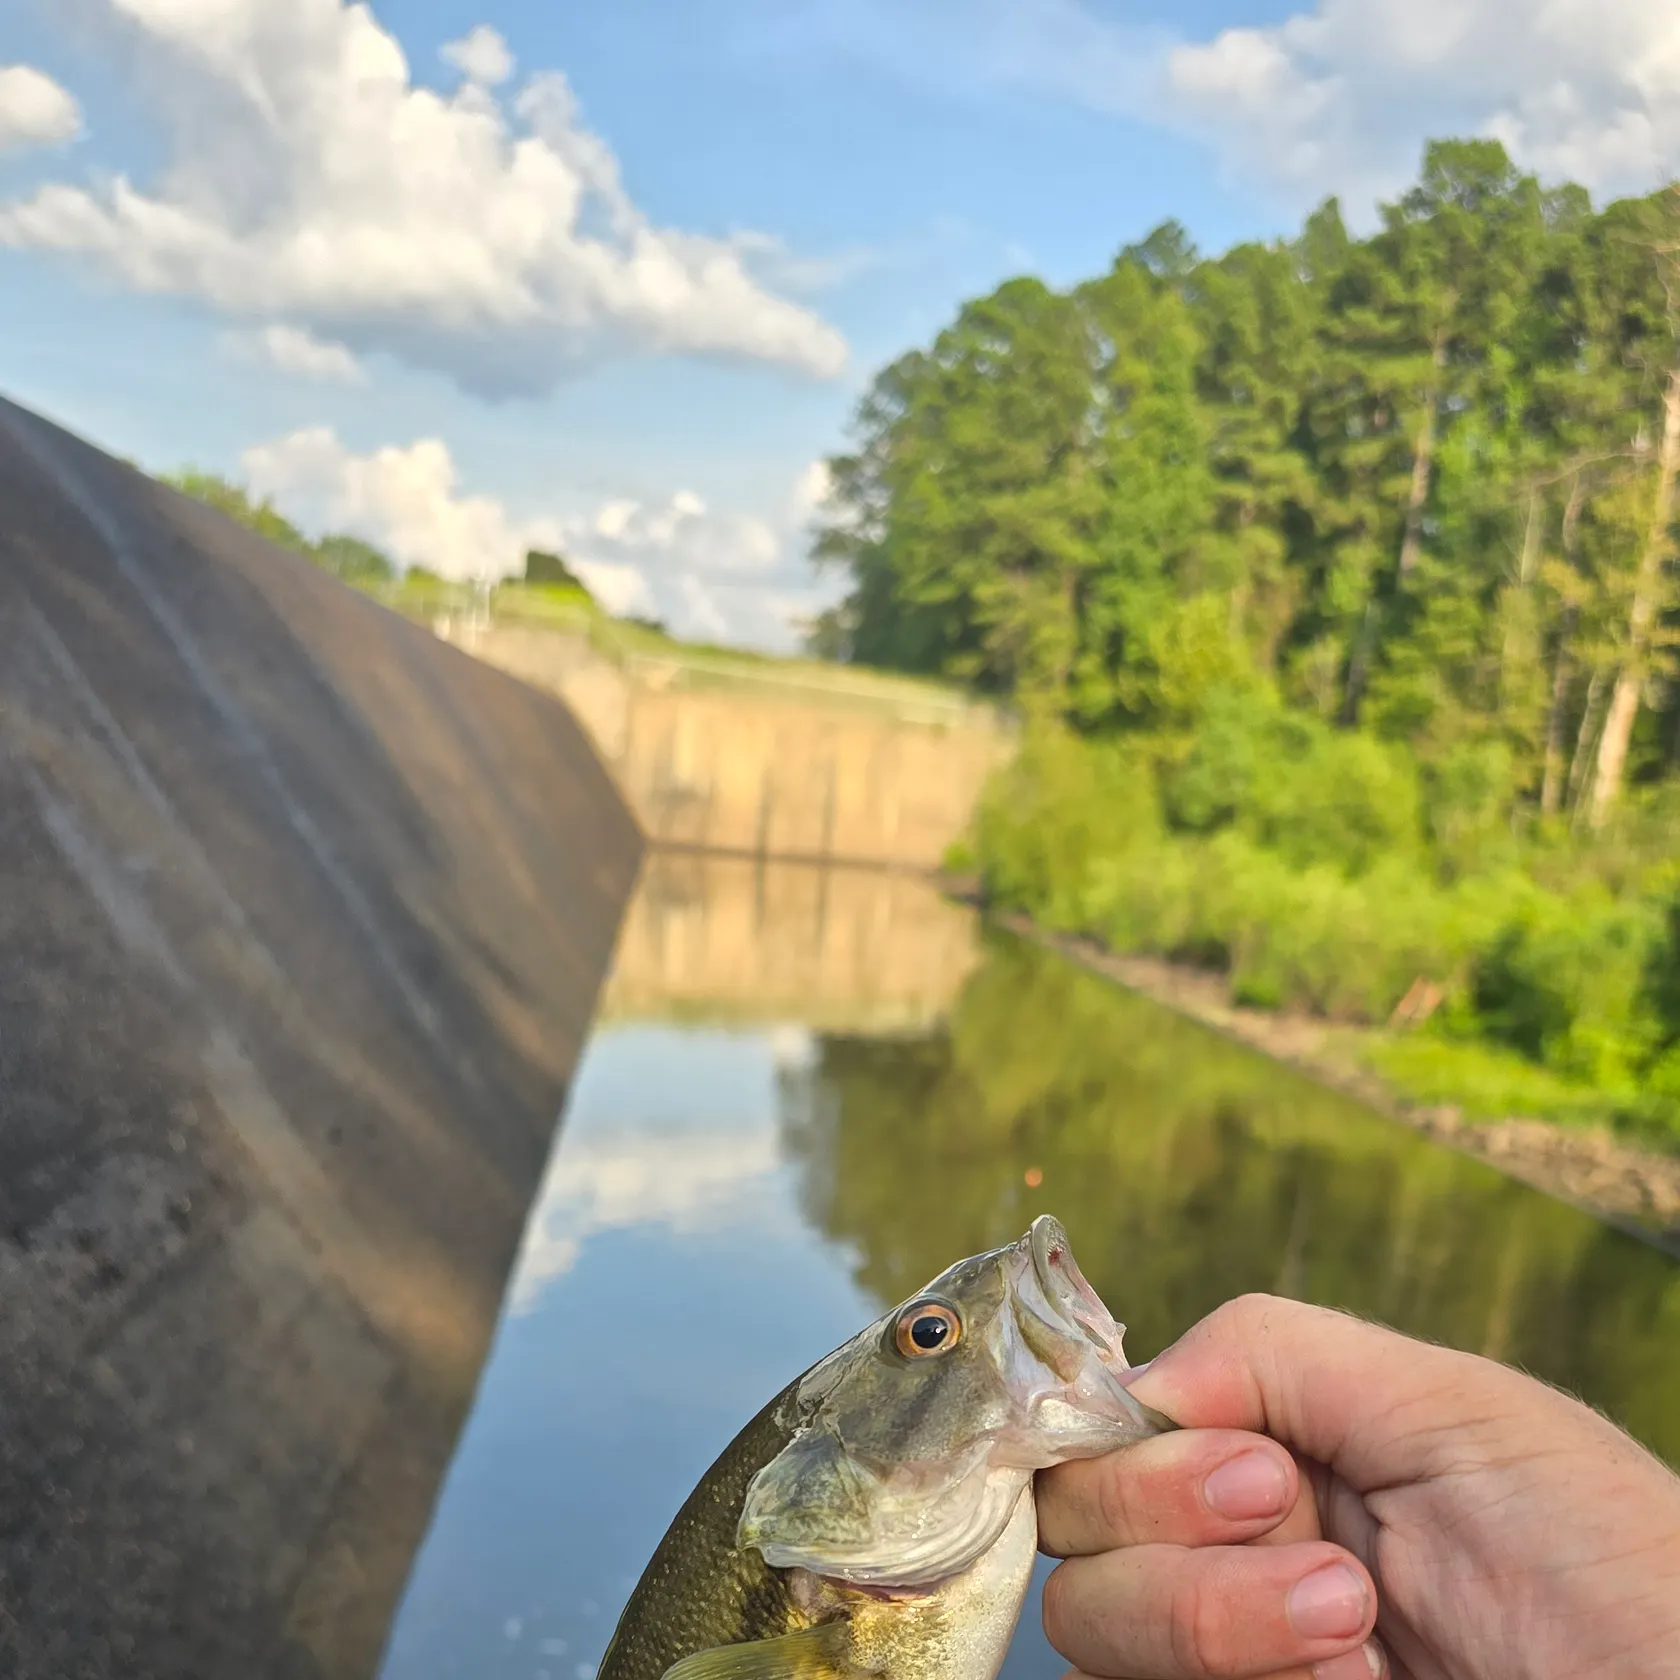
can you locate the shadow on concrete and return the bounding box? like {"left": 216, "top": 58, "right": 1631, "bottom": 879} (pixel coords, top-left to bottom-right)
{"left": 0, "top": 395, "right": 645, "bottom": 1679}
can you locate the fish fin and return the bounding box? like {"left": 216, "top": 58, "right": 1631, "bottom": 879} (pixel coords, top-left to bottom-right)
{"left": 659, "top": 1621, "right": 861, "bottom": 1680}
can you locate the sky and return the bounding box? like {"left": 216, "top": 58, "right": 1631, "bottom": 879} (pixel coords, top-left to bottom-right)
{"left": 2, "top": 0, "right": 1678, "bottom": 652}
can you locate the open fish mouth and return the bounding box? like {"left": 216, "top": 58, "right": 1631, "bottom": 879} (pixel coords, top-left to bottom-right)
{"left": 1026, "top": 1214, "right": 1132, "bottom": 1366}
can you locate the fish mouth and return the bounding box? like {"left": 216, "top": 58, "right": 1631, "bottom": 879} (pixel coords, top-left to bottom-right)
{"left": 1026, "top": 1214, "right": 1130, "bottom": 1366}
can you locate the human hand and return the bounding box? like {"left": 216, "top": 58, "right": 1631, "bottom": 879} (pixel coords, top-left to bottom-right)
{"left": 1036, "top": 1292, "right": 1680, "bottom": 1680}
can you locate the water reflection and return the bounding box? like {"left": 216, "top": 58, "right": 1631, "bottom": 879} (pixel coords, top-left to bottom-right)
{"left": 379, "top": 862, "right": 1680, "bottom": 1680}
{"left": 599, "top": 852, "right": 981, "bottom": 1032}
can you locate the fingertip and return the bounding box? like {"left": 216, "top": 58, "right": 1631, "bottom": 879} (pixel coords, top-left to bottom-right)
{"left": 1202, "top": 1446, "right": 1293, "bottom": 1522}
{"left": 1287, "top": 1560, "right": 1373, "bottom": 1642}
{"left": 1043, "top": 1539, "right": 1378, "bottom": 1680}
{"left": 1314, "top": 1637, "right": 1388, "bottom": 1679}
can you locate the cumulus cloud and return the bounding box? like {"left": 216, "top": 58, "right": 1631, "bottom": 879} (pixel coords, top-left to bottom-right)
{"left": 823, "top": 0, "right": 1677, "bottom": 212}
{"left": 233, "top": 323, "right": 365, "bottom": 383}
{"left": 244, "top": 426, "right": 547, "bottom": 581}
{"left": 239, "top": 423, "right": 842, "bottom": 650}
{"left": 0, "top": 0, "right": 846, "bottom": 395}
{"left": 440, "top": 23, "right": 514, "bottom": 88}
{"left": 0, "top": 64, "right": 81, "bottom": 151}
{"left": 582, "top": 487, "right": 781, "bottom": 578}
{"left": 1159, "top": 0, "right": 1680, "bottom": 205}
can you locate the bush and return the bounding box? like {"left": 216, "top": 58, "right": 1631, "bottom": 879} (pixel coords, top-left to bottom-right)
{"left": 1468, "top": 888, "right": 1667, "bottom": 1087}
{"left": 1162, "top": 690, "right": 1422, "bottom": 876}
{"left": 971, "top": 721, "right": 1680, "bottom": 1137}
{"left": 1079, "top": 836, "right": 1465, "bottom": 1018}
{"left": 1366, "top": 1035, "right": 1619, "bottom": 1127}
{"left": 1422, "top": 738, "right": 1519, "bottom": 879}
{"left": 975, "top": 726, "right": 1160, "bottom": 928}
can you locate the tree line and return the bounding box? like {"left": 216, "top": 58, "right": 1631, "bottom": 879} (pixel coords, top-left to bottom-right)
{"left": 158, "top": 470, "right": 599, "bottom": 603}
{"left": 810, "top": 139, "right": 1680, "bottom": 833}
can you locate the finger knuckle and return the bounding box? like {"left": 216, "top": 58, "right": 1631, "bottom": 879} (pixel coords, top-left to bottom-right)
{"left": 1093, "top": 1455, "right": 1149, "bottom": 1545}
{"left": 1039, "top": 1561, "right": 1077, "bottom": 1650}
{"left": 1041, "top": 1562, "right": 1119, "bottom": 1674}
{"left": 1169, "top": 1572, "right": 1240, "bottom": 1677}
{"left": 1221, "top": 1291, "right": 1284, "bottom": 1333}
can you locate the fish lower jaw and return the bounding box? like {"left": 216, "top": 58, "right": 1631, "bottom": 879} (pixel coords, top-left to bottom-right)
{"left": 790, "top": 1566, "right": 941, "bottom": 1609}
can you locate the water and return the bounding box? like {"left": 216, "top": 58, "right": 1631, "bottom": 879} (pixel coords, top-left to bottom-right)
{"left": 379, "top": 854, "right": 1680, "bottom": 1680}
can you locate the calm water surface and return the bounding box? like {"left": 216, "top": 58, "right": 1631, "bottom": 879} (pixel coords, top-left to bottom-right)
{"left": 379, "top": 855, "right": 1680, "bottom": 1680}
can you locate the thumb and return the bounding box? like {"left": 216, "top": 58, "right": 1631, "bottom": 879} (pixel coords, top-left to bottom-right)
{"left": 1123, "top": 1293, "right": 1542, "bottom": 1493}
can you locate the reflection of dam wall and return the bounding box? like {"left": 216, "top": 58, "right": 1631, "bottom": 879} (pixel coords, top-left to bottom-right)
{"left": 0, "top": 398, "right": 642, "bottom": 1679}
{"left": 601, "top": 853, "right": 981, "bottom": 1032}
{"left": 433, "top": 621, "right": 1014, "bottom": 869}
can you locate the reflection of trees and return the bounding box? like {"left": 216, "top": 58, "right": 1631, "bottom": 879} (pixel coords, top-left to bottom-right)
{"left": 779, "top": 930, "right": 1680, "bottom": 1467}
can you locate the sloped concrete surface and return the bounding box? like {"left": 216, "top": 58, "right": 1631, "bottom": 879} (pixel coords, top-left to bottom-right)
{"left": 0, "top": 396, "right": 645, "bottom": 1679}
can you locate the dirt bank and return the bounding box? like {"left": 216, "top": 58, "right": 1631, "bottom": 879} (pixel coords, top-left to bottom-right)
{"left": 956, "top": 892, "right": 1680, "bottom": 1259}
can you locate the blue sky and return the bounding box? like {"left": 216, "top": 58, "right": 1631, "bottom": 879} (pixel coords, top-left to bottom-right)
{"left": 2, "top": 0, "right": 1677, "bottom": 649}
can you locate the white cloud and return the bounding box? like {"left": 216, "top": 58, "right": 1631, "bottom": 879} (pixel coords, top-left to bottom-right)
{"left": 0, "top": 0, "right": 846, "bottom": 394}
{"left": 788, "top": 459, "right": 833, "bottom": 524}
{"left": 0, "top": 64, "right": 81, "bottom": 151}
{"left": 1159, "top": 0, "right": 1680, "bottom": 205}
{"left": 579, "top": 486, "right": 782, "bottom": 579}
{"left": 238, "top": 423, "right": 842, "bottom": 649}
{"left": 818, "top": 0, "right": 1678, "bottom": 213}
{"left": 570, "top": 559, "right": 654, "bottom": 618}
{"left": 440, "top": 24, "right": 514, "bottom": 88}
{"left": 234, "top": 323, "right": 365, "bottom": 383}
{"left": 243, "top": 426, "right": 545, "bottom": 582}
{"left": 676, "top": 573, "right": 731, "bottom": 642}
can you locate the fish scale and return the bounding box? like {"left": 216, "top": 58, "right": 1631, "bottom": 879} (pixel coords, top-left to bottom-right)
{"left": 598, "top": 1381, "right": 810, "bottom": 1680}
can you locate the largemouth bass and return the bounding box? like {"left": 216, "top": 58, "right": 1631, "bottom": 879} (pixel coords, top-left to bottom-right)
{"left": 596, "top": 1215, "right": 1175, "bottom": 1680}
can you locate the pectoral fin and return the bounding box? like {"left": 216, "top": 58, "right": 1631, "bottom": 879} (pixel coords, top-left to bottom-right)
{"left": 660, "top": 1621, "right": 865, "bottom": 1680}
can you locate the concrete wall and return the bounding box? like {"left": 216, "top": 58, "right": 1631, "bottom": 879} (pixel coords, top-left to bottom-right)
{"left": 600, "top": 851, "right": 982, "bottom": 1033}
{"left": 0, "top": 397, "right": 644, "bottom": 1680}
{"left": 432, "top": 620, "right": 1014, "bottom": 870}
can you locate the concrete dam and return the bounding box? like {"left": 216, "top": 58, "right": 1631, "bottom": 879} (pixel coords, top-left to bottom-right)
{"left": 429, "top": 616, "right": 1014, "bottom": 871}
{"left": 0, "top": 396, "right": 644, "bottom": 1680}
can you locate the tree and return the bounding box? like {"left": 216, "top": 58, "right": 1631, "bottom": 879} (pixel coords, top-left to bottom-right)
{"left": 525, "top": 548, "right": 590, "bottom": 593}
{"left": 817, "top": 278, "right": 1116, "bottom": 706}
{"left": 163, "top": 469, "right": 313, "bottom": 555}
{"left": 1329, "top": 142, "right": 1547, "bottom": 721}
{"left": 1587, "top": 186, "right": 1680, "bottom": 826}
{"left": 315, "top": 533, "right": 396, "bottom": 586}
{"left": 809, "top": 140, "right": 1680, "bottom": 838}
{"left": 1188, "top": 239, "right": 1321, "bottom": 677}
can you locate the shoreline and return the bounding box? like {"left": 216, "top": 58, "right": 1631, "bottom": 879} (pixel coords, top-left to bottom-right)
{"left": 944, "top": 883, "right": 1680, "bottom": 1261}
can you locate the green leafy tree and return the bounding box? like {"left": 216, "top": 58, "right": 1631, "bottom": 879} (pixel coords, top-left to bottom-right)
{"left": 524, "top": 548, "right": 591, "bottom": 594}
{"left": 314, "top": 533, "right": 397, "bottom": 586}
{"left": 162, "top": 469, "right": 313, "bottom": 555}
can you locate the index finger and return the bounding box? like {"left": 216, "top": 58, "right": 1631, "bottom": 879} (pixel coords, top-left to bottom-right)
{"left": 1039, "top": 1427, "right": 1300, "bottom": 1556}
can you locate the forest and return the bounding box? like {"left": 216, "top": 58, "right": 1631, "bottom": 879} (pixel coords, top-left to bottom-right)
{"left": 808, "top": 139, "right": 1680, "bottom": 1141}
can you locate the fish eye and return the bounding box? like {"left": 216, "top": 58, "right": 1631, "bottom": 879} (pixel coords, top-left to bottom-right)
{"left": 894, "top": 1299, "right": 962, "bottom": 1359}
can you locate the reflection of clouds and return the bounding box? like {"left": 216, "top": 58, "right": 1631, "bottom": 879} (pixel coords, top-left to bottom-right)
{"left": 508, "top": 1124, "right": 782, "bottom": 1315}
{"left": 767, "top": 1024, "right": 818, "bottom": 1073}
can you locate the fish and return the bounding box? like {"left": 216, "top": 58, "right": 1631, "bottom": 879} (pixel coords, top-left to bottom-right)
{"left": 595, "top": 1214, "right": 1176, "bottom": 1680}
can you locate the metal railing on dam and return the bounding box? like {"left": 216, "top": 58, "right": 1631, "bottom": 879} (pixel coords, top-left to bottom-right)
{"left": 427, "top": 608, "right": 1017, "bottom": 871}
